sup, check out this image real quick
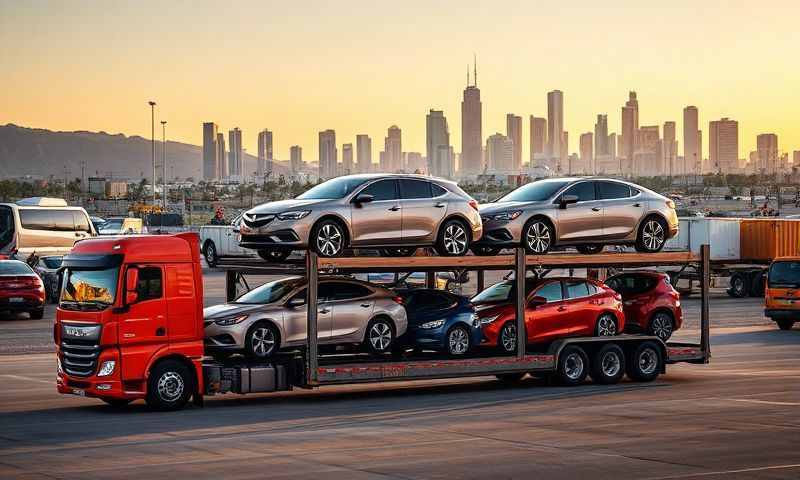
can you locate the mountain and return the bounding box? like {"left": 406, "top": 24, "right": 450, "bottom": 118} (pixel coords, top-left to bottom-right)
{"left": 0, "top": 123, "right": 287, "bottom": 181}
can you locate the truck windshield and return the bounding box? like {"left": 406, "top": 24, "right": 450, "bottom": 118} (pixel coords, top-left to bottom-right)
{"left": 768, "top": 261, "right": 800, "bottom": 288}
{"left": 235, "top": 277, "right": 303, "bottom": 304}
{"left": 60, "top": 267, "right": 119, "bottom": 310}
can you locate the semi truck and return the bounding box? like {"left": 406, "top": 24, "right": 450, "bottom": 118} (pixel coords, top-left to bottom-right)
{"left": 55, "top": 233, "right": 710, "bottom": 411}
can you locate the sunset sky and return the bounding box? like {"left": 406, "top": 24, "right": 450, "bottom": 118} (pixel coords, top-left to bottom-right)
{"left": 2, "top": 0, "right": 799, "bottom": 165}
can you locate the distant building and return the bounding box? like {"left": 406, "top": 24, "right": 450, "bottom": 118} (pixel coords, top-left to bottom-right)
{"left": 105, "top": 181, "right": 127, "bottom": 199}
{"left": 594, "top": 114, "right": 609, "bottom": 157}
{"left": 530, "top": 116, "right": 547, "bottom": 166}
{"left": 404, "top": 152, "right": 426, "bottom": 174}
{"left": 426, "top": 110, "right": 452, "bottom": 178}
{"left": 486, "top": 133, "right": 514, "bottom": 173}
{"left": 202, "top": 122, "right": 218, "bottom": 180}
{"left": 228, "top": 128, "right": 242, "bottom": 177}
{"left": 547, "top": 90, "right": 564, "bottom": 169}
{"left": 319, "top": 130, "right": 337, "bottom": 179}
{"left": 621, "top": 92, "right": 639, "bottom": 173}
{"left": 257, "top": 129, "right": 273, "bottom": 178}
{"left": 216, "top": 133, "right": 226, "bottom": 179}
{"left": 506, "top": 114, "right": 522, "bottom": 173}
{"left": 88, "top": 177, "right": 106, "bottom": 196}
{"left": 579, "top": 132, "right": 593, "bottom": 174}
{"left": 342, "top": 143, "right": 354, "bottom": 175}
{"left": 683, "top": 106, "right": 700, "bottom": 175}
{"left": 756, "top": 133, "right": 779, "bottom": 175}
{"left": 380, "top": 126, "right": 402, "bottom": 173}
{"left": 793, "top": 151, "right": 800, "bottom": 169}
{"left": 290, "top": 145, "right": 302, "bottom": 175}
{"left": 634, "top": 126, "right": 661, "bottom": 177}
{"left": 709, "top": 118, "right": 738, "bottom": 174}
{"left": 663, "top": 121, "right": 677, "bottom": 177}
{"left": 356, "top": 134, "right": 372, "bottom": 173}
{"left": 461, "top": 62, "right": 482, "bottom": 175}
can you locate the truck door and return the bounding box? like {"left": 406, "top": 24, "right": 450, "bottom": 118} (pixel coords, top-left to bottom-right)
{"left": 117, "top": 265, "right": 168, "bottom": 380}
{"left": 165, "top": 263, "right": 200, "bottom": 342}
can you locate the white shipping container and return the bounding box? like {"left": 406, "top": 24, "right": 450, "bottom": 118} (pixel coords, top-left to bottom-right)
{"left": 664, "top": 217, "right": 741, "bottom": 260}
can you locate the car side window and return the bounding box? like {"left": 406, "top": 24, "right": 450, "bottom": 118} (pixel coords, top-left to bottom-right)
{"left": 598, "top": 181, "right": 631, "bottom": 200}
{"left": 329, "top": 282, "right": 372, "bottom": 300}
{"left": 360, "top": 179, "right": 399, "bottom": 201}
{"left": 317, "top": 284, "right": 335, "bottom": 302}
{"left": 400, "top": 179, "right": 432, "bottom": 199}
{"left": 565, "top": 280, "right": 590, "bottom": 299}
{"left": 535, "top": 281, "right": 563, "bottom": 302}
{"left": 431, "top": 183, "right": 448, "bottom": 197}
{"left": 562, "top": 182, "right": 596, "bottom": 202}
{"left": 586, "top": 282, "right": 599, "bottom": 295}
{"left": 136, "top": 267, "right": 163, "bottom": 301}
{"left": 73, "top": 212, "right": 91, "bottom": 232}
{"left": 419, "top": 291, "right": 455, "bottom": 310}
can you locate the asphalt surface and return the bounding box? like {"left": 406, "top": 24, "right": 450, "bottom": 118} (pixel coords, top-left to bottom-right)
{"left": 0, "top": 271, "right": 798, "bottom": 479}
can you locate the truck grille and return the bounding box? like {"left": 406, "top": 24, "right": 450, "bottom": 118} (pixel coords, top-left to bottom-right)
{"left": 60, "top": 339, "right": 100, "bottom": 377}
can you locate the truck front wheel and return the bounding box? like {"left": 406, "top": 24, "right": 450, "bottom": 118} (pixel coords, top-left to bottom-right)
{"left": 146, "top": 359, "right": 194, "bottom": 411}
{"left": 776, "top": 319, "right": 795, "bottom": 331}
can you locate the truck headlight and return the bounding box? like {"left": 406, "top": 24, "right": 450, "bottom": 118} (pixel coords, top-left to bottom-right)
{"left": 215, "top": 314, "right": 249, "bottom": 326}
{"left": 277, "top": 210, "right": 310, "bottom": 220}
{"left": 420, "top": 319, "right": 445, "bottom": 329}
{"left": 479, "top": 315, "right": 500, "bottom": 325}
{"left": 97, "top": 360, "right": 116, "bottom": 377}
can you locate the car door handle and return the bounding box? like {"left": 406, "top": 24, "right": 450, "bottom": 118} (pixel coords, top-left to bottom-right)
{"left": 155, "top": 327, "right": 166, "bottom": 336}
{"left": 633, "top": 203, "right": 641, "bottom": 207}
{"left": 557, "top": 306, "right": 567, "bottom": 312}
{"left": 434, "top": 202, "right": 446, "bottom": 208}
{"left": 591, "top": 207, "right": 601, "bottom": 212}
{"left": 388, "top": 205, "right": 400, "bottom": 211}
{"left": 360, "top": 303, "right": 371, "bottom": 308}
{"left": 319, "top": 308, "right": 330, "bottom": 314}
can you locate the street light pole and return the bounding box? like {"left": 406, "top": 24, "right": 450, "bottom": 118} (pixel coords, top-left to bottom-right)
{"left": 161, "top": 120, "right": 167, "bottom": 210}
{"left": 148, "top": 101, "right": 156, "bottom": 206}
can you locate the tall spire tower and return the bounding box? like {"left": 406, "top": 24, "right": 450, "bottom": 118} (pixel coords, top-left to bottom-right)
{"left": 461, "top": 56, "right": 482, "bottom": 176}
{"left": 473, "top": 53, "right": 477, "bottom": 86}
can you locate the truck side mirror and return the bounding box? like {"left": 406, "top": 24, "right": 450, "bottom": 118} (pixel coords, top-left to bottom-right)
{"left": 125, "top": 268, "right": 139, "bottom": 305}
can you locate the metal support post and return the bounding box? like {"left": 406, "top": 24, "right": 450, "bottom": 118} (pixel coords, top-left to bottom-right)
{"left": 515, "top": 247, "right": 526, "bottom": 359}
{"left": 477, "top": 269, "right": 485, "bottom": 293}
{"left": 307, "top": 251, "right": 319, "bottom": 385}
{"left": 700, "top": 244, "right": 711, "bottom": 362}
{"left": 225, "top": 271, "right": 237, "bottom": 302}
{"left": 426, "top": 271, "right": 436, "bottom": 289}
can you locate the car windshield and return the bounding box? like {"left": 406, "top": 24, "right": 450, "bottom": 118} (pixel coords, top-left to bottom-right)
{"left": 0, "top": 261, "right": 33, "bottom": 275}
{"left": 60, "top": 267, "right": 119, "bottom": 309}
{"left": 297, "top": 176, "right": 370, "bottom": 200}
{"left": 235, "top": 277, "right": 303, "bottom": 304}
{"left": 471, "top": 278, "right": 540, "bottom": 303}
{"left": 101, "top": 219, "right": 124, "bottom": 229}
{"left": 495, "top": 179, "right": 571, "bottom": 203}
{"left": 768, "top": 261, "right": 800, "bottom": 288}
{"left": 42, "top": 257, "right": 62, "bottom": 269}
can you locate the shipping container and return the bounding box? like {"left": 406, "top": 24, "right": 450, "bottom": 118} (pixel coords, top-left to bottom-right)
{"left": 740, "top": 219, "right": 800, "bottom": 261}
{"left": 665, "top": 218, "right": 741, "bottom": 261}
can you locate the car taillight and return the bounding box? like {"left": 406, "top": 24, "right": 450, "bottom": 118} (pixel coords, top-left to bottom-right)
{"left": 392, "top": 296, "right": 404, "bottom": 305}
{"left": 468, "top": 200, "right": 479, "bottom": 211}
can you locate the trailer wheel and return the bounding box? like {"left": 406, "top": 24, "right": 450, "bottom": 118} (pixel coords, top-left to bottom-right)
{"left": 590, "top": 344, "right": 626, "bottom": 385}
{"left": 776, "top": 319, "right": 795, "bottom": 331}
{"left": 146, "top": 359, "right": 194, "bottom": 411}
{"left": 555, "top": 345, "right": 589, "bottom": 386}
{"left": 728, "top": 272, "right": 749, "bottom": 298}
{"left": 626, "top": 341, "right": 662, "bottom": 382}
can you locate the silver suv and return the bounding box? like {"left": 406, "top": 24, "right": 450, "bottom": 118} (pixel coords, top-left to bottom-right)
{"left": 238, "top": 174, "right": 482, "bottom": 259}
{"left": 472, "top": 177, "right": 679, "bottom": 255}
{"left": 204, "top": 276, "right": 408, "bottom": 359}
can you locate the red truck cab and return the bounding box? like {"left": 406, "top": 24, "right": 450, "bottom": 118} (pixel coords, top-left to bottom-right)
{"left": 56, "top": 233, "right": 205, "bottom": 410}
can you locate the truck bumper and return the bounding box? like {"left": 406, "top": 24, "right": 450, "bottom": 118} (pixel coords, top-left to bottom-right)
{"left": 57, "top": 373, "right": 143, "bottom": 400}
{"left": 764, "top": 309, "right": 800, "bottom": 321}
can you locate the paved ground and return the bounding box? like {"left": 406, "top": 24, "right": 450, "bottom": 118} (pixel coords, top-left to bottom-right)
{"left": 0, "top": 270, "right": 798, "bottom": 479}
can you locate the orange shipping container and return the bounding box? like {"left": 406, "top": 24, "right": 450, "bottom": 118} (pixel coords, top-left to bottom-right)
{"left": 740, "top": 219, "right": 800, "bottom": 261}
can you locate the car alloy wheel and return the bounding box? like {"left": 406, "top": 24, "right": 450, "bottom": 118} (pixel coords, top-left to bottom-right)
{"left": 205, "top": 242, "right": 217, "bottom": 266}
{"left": 500, "top": 323, "right": 517, "bottom": 352}
{"left": 525, "top": 221, "right": 551, "bottom": 254}
{"left": 564, "top": 352, "right": 585, "bottom": 381}
{"left": 316, "top": 223, "right": 344, "bottom": 257}
{"left": 443, "top": 223, "right": 468, "bottom": 255}
{"left": 156, "top": 371, "right": 185, "bottom": 403}
{"left": 596, "top": 314, "right": 617, "bottom": 336}
{"left": 641, "top": 219, "right": 665, "bottom": 251}
{"left": 250, "top": 326, "right": 277, "bottom": 357}
{"left": 448, "top": 326, "right": 470, "bottom": 355}
{"left": 369, "top": 322, "right": 392, "bottom": 352}
{"left": 649, "top": 313, "right": 673, "bottom": 341}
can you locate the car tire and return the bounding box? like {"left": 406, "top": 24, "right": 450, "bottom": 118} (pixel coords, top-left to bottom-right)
{"left": 595, "top": 313, "right": 618, "bottom": 336}
{"left": 590, "top": 344, "right": 626, "bottom": 385}
{"left": 257, "top": 248, "right": 291, "bottom": 262}
{"left": 102, "top": 398, "right": 133, "bottom": 408}
{"left": 446, "top": 325, "right": 471, "bottom": 356}
{"left": 555, "top": 345, "right": 589, "bottom": 386}
{"left": 471, "top": 245, "right": 502, "bottom": 256}
{"left": 311, "top": 219, "right": 346, "bottom": 257}
{"left": 364, "top": 317, "right": 395, "bottom": 355}
{"left": 29, "top": 308, "right": 44, "bottom": 320}
{"left": 576, "top": 244, "right": 604, "bottom": 254}
{"left": 626, "top": 341, "right": 662, "bottom": 382}
{"left": 523, "top": 219, "right": 553, "bottom": 254}
{"left": 497, "top": 321, "right": 517, "bottom": 354}
{"left": 145, "top": 359, "right": 194, "bottom": 411}
{"left": 380, "top": 247, "right": 417, "bottom": 257}
{"left": 204, "top": 241, "right": 218, "bottom": 267}
{"left": 245, "top": 322, "right": 280, "bottom": 360}
{"left": 776, "top": 319, "right": 795, "bottom": 331}
{"left": 435, "top": 219, "right": 470, "bottom": 256}
{"left": 648, "top": 311, "right": 674, "bottom": 341}
{"left": 635, "top": 216, "right": 668, "bottom": 253}
{"left": 728, "top": 272, "right": 749, "bottom": 298}
{"left": 495, "top": 372, "right": 526, "bottom": 383}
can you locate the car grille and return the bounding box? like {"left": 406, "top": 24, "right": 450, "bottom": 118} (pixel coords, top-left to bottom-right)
{"left": 242, "top": 213, "right": 275, "bottom": 228}
{"left": 60, "top": 339, "right": 100, "bottom": 377}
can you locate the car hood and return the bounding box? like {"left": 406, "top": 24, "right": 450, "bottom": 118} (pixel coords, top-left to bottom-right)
{"left": 203, "top": 302, "right": 281, "bottom": 320}
{"left": 479, "top": 201, "right": 548, "bottom": 215}
{"left": 247, "top": 198, "right": 328, "bottom": 214}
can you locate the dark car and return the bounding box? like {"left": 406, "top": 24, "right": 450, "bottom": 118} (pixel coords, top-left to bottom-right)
{"left": 0, "top": 260, "right": 46, "bottom": 319}
{"left": 397, "top": 289, "right": 481, "bottom": 355}
{"left": 605, "top": 271, "right": 682, "bottom": 341}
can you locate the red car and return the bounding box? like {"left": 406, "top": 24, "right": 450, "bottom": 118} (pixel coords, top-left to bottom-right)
{"left": 472, "top": 277, "right": 625, "bottom": 352}
{"left": 605, "top": 271, "right": 682, "bottom": 341}
{"left": 0, "top": 260, "right": 46, "bottom": 319}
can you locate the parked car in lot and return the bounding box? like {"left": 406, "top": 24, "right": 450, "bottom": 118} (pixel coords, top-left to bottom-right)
{"left": 97, "top": 217, "right": 144, "bottom": 235}
{"left": 238, "top": 174, "right": 483, "bottom": 258}
{"left": 0, "top": 260, "right": 46, "bottom": 319}
{"left": 200, "top": 215, "right": 258, "bottom": 267}
{"left": 396, "top": 288, "right": 481, "bottom": 356}
{"left": 29, "top": 253, "right": 63, "bottom": 303}
{"left": 471, "top": 277, "right": 624, "bottom": 352}
{"left": 605, "top": 271, "right": 682, "bottom": 341}
{"left": 0, "top": 197, "right": 96, "bottom": 257}
{"left": 204, "top": 276, "right": 408, "bottom": 359}
{"left": 764, "top": 257, "right": 800, "bottom": 330}
{"left": 472, "top": 177, "right": 678, "bottom": 255}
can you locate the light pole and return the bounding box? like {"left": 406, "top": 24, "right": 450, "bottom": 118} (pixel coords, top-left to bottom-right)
{"left": 148, "top": 101, "right": 156, "bottom": 206}
{"left": 161, "top": 120, "right": 167, "bottom": 210}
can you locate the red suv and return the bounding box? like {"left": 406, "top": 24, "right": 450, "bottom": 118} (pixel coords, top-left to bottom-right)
{"left": 605, "top": 271, "right": 682, "bottom": 341}
{"left": 0, "top": 260, "right": 46, "bottom": 319}
{"left": 471, "top": 277, "right": 624, "bottom": 353}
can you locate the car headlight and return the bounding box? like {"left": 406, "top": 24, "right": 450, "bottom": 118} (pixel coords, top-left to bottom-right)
{"left": 277, "top": 210, "right": 311, "bottom": 220}
{"left": 492, "top": 210, "right": 522, "bottom": 221}
{"left": 479, "top": 315, "right": 500, "bottom": 325}
{"left": 97, "top": 360, "right": 116, "bottom": 377}
{"left": 420, "top": 319, "right": 445, "bottom": 329}
{"left": 214, "top": 314, "right": 249, "bottom": 326}
{"left": 471, "top": 313, "right": 481, "bottom": 328}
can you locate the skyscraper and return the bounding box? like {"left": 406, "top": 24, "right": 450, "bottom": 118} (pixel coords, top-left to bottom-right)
{"left": 216, "top": 133, "right": 226, "bottom": 179}
{"left": 342, "top": 143, "right": 354, "bottom": 175}
{"left": 756, "top": 133, "right": 779, "bottom": 175}
{"left": 202, "top": 122, "right": 218, "bottom": 180}
{"left": 506, "top": 114, "right": 522, "bottom": 172}
{"left": 486, "top": 133, "right": 513, "bottom": 173}
{"left": 683, "top": 106, "right": 700, "bottom": 176}
{"left": 530, "top": 116, "right": 547, "bottom": 166}
{"left": 356, "top": 134, "right": 372, "bottom": 173}
{"left": 382, "top": 125, "right": 402, "bottom": 173}
{"left": 404, "top": 152, "right": 425, "bottom": 173}
{"left": 426, "top": 110, "right": 452, "bottom": 178}
{"left": 794, "top": 151, "right": 800, "bottom": 170}
{"left": 228, "top": 128, "right": 242, "bottom": 178}
{"left": 663, "top": 121, "right": 677, "bottom": 177}
{"left": 318, "top": 129, "right": 337, "bottom": 179}
{"left": 634, "top": 126, "right": 660, "bottom": 176}
{"left": 594, "top": 114, "right": 609, "bottom": 156}
{"left": 621, "top": 92, "right": 639, "bottom": 173}
{"left": 709, "top": 118, "right": 738, "bottom": 174}
{"left": 579, "top": 132, "right": 593, "bottom": 174}
{"left": 460, "top": 61, "right": 482, "bottom": 175}
{"left": 290, "top": 145, "right": 302, "bottom": 174}
{"left": 547, "top": 90, "right": 564, "bottom": 168}
{"left": 257, "top": 129, "right": 273, "bottom": 177}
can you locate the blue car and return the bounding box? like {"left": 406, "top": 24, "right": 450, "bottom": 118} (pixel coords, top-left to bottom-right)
{"left": 398, "top": 289, "right": 481, "bottom": 356}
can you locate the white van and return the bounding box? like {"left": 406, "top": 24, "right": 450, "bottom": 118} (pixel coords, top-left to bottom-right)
{"left": 0, "top": 197, "right": 96, "bottom": 257}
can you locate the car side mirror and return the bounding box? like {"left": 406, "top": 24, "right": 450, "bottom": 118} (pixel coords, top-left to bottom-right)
{"left": 559, "top": 195, "right": 579, "bottom": 209}
{"left": 125, "top": 268, "right": 139, "bottom": 305}
{"left": 287, "top": 296, "right": 306, "bottom": 308}
{"left": 353, "top": 193, "right": 374, "bottom": 205}
{"left": 528, "top": 295, "right": 547, "bottom": 307}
